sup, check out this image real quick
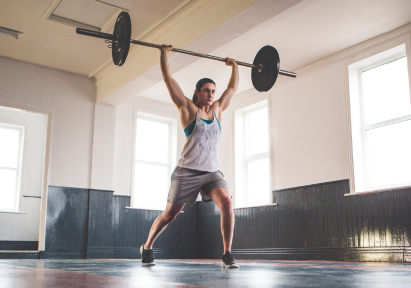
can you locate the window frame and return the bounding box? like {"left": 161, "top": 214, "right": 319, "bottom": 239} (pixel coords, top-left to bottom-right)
{"left": 234, "top": 97, "right": 272, "bottom": 208}
{"left": 346, "top": 39, "right": 411, "bottom": 194}
{"left": 130, "top": 110, "right": 177, "bottom": 210}
{"left": 359, "top": 52, "right": 411, "bottom": 191}
{"left": 0, "top": 122, "right": 25, "bottom": 212}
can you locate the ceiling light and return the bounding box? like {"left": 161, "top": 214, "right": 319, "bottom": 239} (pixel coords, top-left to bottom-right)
{"left": 0, "top": 27, "right": 23, "bottom": 39}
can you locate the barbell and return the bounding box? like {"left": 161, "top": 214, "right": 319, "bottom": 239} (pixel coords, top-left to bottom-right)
{"left": 76, "top": 11, "right": 296, "bottom": 92}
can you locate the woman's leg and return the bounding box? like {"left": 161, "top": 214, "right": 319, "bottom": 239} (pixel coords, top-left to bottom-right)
{"left": 206, "top": 187, "right": 234, "bottom": 253}
{"left": 145, "top": 202, "right": 185, "bottom": 249}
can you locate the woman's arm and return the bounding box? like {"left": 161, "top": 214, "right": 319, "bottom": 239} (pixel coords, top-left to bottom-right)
{"left": 160, "top": 45, "right": 187, "bottom": 108}
{"left": 214, "top": 58, "right": 239, "bottom": 112}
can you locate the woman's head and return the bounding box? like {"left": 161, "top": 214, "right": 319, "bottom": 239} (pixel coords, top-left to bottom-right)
{"left": 193, "top": 78, "right": 216, "bottom": 105}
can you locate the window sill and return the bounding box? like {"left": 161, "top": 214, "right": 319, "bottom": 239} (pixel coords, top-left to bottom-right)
{"left": 234, "top": 203, "right": 278, "bottom": 210}
{"left": 0, "top": 211, "right": 27, "bottom": 214}
{"left": 344, "top": 185, "right": 411, "bottom": 197}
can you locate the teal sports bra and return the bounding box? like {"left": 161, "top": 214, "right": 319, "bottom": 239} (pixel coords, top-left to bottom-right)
{"left": 184, "top": 118, "right": 221, "bottom": 139}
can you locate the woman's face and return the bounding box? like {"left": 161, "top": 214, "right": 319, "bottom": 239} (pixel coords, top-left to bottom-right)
{"left": 195, "top": 82, "right": 216, "bottom": 106}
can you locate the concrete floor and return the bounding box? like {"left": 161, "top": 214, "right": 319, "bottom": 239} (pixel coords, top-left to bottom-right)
{"left": 0, "top": 259, "right": 411, "bottom": 287}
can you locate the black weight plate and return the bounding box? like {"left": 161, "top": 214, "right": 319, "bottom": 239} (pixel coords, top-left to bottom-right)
{"left": 112, "top": 12, "right": 131, "bottom": 66}
{"left": 252, "top": 45, "right": 280, "bottom": 92}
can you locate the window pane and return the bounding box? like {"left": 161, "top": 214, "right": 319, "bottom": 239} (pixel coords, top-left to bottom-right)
{"left": 135, "top": 119, "right": 169, "bottom": 163}
{"left": 247, "top": 108, "right": 268, "bottom": 156}
{"left": 246, "top": 157, "right": 269, "bottom": 205}
{"left": 366, "top": 120, "right": 411, "bottom": 188}
{"left": 134, "top": 163, "right": 168, "bottom": 210}
{"left": 0, "top": 169, "right": 17, "bottom": 211}
{"left": 0, "top": 127, "right": 20, "bottom": 168}
{"left": 362, "top": 57, "right": 411, "bottom": 125}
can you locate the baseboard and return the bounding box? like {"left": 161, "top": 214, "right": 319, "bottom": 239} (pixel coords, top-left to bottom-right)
{"left": 86, "top": 247, "right": 114, "bottom": 259}
{"left": 0, "top": 241, "right": 38, "bottom": 251}
{"left": 153, "top": 248, "right": 197, "bottom": 259}
{"left": 199, "top": 247, "right": 410, "bottom": 262}
{"left": 42, "top": 252, "right": 86, "bottom": 259}
{"left": 113, "top": 247, "right": 140, "bottom": 259}
{"left": 0, "top": 251, "right": 39, "bottom": 259}
{"left": 43, "top": 247, "right": 86, "bottom": 259}
{"left": 39, "top": 247, "right": 197, "bottom": 259}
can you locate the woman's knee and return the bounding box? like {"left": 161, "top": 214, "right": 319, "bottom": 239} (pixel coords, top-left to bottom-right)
{"left": 220, "top": 195, "right": 233, "bottom": 214}
{"left": 162, "top": 211, "right": 179, "bottom": 223}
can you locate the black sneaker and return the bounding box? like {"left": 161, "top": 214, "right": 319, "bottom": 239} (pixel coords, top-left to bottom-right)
{"left": 140, "top": 244, "right": 155, "bottom": 266}
{"left": 221, "top": 251, "right": 239, "bottom": 268}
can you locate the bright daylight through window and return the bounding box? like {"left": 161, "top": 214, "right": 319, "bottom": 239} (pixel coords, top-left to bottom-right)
{"left": 349, "top": 44, "right": 411, "bottom": 193}
{"left": 133, "top": 114, "right": 173, "bottom": 210}
{"left": 235, "top": 100, "right": 270, "bottom": 207}
{"left": 0, "top": 124, "right": 24, "bottom": 212}
{"left": 361, "top": 56, "right": 411, "bottom": 190}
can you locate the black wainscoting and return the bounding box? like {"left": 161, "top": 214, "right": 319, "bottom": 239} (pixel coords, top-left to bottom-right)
{"left": 115, "top": 204, "right": 197, "bottom": 259}
{"left": 0, "top": 241, "right": 38, "bottom": 251}
{"left": 45, "top": 186, "right": 89, "bottom": 259}
{"left": 42, "top": 181, "right": 411, "bottom": 262}
{"left": 87, "top": 189, "right": 114, "bottom": 258}
{"left": 44, "top": 186, "right": 196, "bottom": 259}
{"left": 197, "top": 180, "right": 411, "bottom": 262}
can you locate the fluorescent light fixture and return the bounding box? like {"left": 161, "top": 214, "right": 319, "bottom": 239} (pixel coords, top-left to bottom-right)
{"left": 0, "top": 27, "right": 23, "bottom": 39}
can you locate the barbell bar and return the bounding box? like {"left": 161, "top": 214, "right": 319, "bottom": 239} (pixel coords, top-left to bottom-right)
{"left": 76, "top": 11, "right": 296, "bottom": 92}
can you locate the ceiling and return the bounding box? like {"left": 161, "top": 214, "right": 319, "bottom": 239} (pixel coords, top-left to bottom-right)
{"left": 0, "top": 0, "right": 191, "bottom": 76}
{"left": 1, "top": 0, "right": 411, "bottom": 106}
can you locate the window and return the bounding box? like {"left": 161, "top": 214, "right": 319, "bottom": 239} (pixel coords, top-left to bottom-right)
{"left": 132, "top": 111, "right": 177, "bottom": 210}
{"left": 0, "top": 123, "right": 24, "bottom": 212}
{"left": 348, "top": 43, "right": 411, "bottom": 192}
{"left": 235, "top": 100, "right": 270, "bottom": 207}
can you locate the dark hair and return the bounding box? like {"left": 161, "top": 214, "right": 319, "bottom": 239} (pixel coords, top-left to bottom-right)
{"left": 192, "top": 78, "right": 215, "bottom": 104}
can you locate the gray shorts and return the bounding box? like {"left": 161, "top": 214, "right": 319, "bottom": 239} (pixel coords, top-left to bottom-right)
{"left": 167, "top": 166, "right": 228, "bottom": 204}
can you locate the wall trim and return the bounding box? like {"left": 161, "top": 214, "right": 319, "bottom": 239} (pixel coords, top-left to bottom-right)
{"left": 89, "top": 188, "right": 114, "bottom": 193}
{"left": 0, "top": 241, "right": 38, "bottom": 251}
{"left": 113, "top": 195, "right": 131, "bottom": 198}
{"left": 274, "top": 179, "right": 348, "bottom": 193}
{"left": 87, "top": 247, "right": 114, "bottom": 259}
{"left": 201, "top": 247, "right": 410, "bottom": 262}
{"left": 42, "top": 252, "right": 85, "bottom": 259}
{"left": 0, "top": 251, "right": 40, "bottom": 259}
{"left": 344, "top": 185, "right": 411, "bottom": 197}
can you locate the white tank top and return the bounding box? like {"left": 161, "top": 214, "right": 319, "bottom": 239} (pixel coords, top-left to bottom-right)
{"left": 177, "top": 108, "right": 220, "bottom": 172}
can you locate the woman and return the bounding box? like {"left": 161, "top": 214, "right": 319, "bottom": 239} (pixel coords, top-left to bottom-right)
{"left": 140, "top": 44, "right": 239, "bottom": 268}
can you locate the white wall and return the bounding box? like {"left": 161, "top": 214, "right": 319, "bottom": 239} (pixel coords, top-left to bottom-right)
{"left": 270, "top": 62, "right": 349, "bottom": 190}
{"left": 0, "top": 57, "right": 95, "bottom": 245}
{"left": 90, "top": 103, "right": 116, "bottom": 191}
{"left": 0, "top": 57, "right": 95, "bottom": 189}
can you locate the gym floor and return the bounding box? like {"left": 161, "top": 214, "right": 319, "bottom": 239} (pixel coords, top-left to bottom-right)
{"left": 1, "top": 259, "right": 410, "bottom": 287}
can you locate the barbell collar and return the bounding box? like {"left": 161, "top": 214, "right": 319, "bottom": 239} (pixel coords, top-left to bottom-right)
{"left": 76, "top": 28, "right": 115, "bottom": 41}
{"left": 279, "top": 70, "right": 297, "bottom": 78}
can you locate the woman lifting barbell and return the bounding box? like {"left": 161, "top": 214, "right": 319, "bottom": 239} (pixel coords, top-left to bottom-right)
{"left": 140, "top": 44, "right": 240, "bottom": 268}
